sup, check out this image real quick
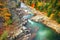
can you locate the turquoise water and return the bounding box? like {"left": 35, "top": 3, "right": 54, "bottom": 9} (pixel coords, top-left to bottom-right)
{"left": 26, "top": 19, "right": 59, "bottom": 40}
{"left": 26, "top": 19, "right": 51, "bottom": 30}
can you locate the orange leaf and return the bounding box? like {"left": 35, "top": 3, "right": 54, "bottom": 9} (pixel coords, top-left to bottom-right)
{"left": 31, "top": 3, "right": 35, "bottom": 8}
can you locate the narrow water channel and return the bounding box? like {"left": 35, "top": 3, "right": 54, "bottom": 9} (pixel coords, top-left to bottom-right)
{"left": 25, "top": 19, "right": 60, "bottom": 40}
